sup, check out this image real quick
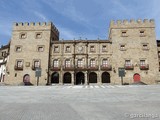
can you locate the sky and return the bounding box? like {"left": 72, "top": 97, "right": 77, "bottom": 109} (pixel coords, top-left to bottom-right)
{"left": 0, "top": 0, "right": 160, "bottom": 46}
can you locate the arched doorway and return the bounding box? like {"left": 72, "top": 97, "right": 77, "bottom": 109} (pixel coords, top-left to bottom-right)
{"left": 23, "top": 74, "right": 33, "bottom": 86}
{"left": 51, "top": 72, "right": 59, "bottom": 84}
{"left": 102, "top": 72, "right": 110, "bottom": 83}
{"left": 89, "top": 72, "right": 97, "bottom": 83}
{"left": 133, "top": 73, "right": 140, "bottom": 82}
{"left": 76, "top": 72, "right": 85, "bottom": 85}
{"left": 63, "top": 72, "right": 71, "bottom": 84}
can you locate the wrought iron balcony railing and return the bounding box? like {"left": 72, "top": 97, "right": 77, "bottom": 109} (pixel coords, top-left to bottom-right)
{"left": 14, "top": 65, "right": 23, "bottom": 70}
{"left": 140, "top": 64, "right": 149, "bottom": 70}
{"left": 50, "top": 66, "right": 61, "bottom": 71}
{"left": 124, "top": 64, "right": 134, "bottom": 70}
{"left": 100, "top": 65, "right": 112, "bottom": 71}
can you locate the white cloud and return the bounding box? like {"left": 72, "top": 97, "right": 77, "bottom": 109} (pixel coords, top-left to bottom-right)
{"left": 34, "top": 11, "right": 48, "bottom": 21}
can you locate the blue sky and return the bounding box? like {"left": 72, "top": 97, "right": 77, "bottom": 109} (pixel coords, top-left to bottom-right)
{"left": 0, "top": 0, "right": 160, "bottom": 46}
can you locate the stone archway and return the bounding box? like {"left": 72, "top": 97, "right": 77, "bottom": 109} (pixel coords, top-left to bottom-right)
{"left": 63, "top": 72, "right": 71, "bottom": 84}
{"left": 76, "top": 72, "right": 85, "bottom": 85}
{"left": 102, "top": 72, "right": 110, "bottom": 83}
{"left": 51, "top": 72, "right": 59, "bottom": 84}
{"left": 89, "top": 72, "right": 97, "bottom": 83}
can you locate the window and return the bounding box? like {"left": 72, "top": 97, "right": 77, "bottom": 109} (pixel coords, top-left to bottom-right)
{"left": 66, "top": 46, "right": 71, "bottom": 52}
{"left": 142, "top": 44, "right": 149, "bottom": 50}
{"left": 35, "top": 33, "right": 42, "bottom": 39}
{"left": 120, "top": 44, "right": 126, "bottom": 51}
{"left": 54, "top": 46, "right": 59, "bottom": 52}
{"left": 125, "top": 60, "right": 131, "bottom": 66}
{"left": 102, "top": 45, "right": 107, "bottom": 52}
{"left": 16, "top": 60, "right": 23, "bottom": 68}
{"left": 65, "top": 59, "right": 71, "bottom": 67}
{"left": 15, "top": 46, "right": 22, "bottom": 52}
{"left": 15, "top": 60, "right": 23, "bottom": 70}
{"left": 2, "top": 51, "right": 6, "bottom": 57}
{"left": 38, "top": 46, "right": 44, "bottom": 52}
{"left": 90, "top": 59, "right": 96, "bottom": 67}
{"left": 140, "top": 30, "right": 145, "bottom": 37}
{"left": 121, "top": 31, "right": 127, "bottom": 37}
{"left": 90, "top": 46, "right": 95, "bottom": 52}
{"left": 102, "top": 59, "right": 108, "bottom": 67}
{"left": 158, "top": 51, "right": 160, "bottom": 58}
{"left": 20, "top": 33, "right": 26, "bottom": 39}
{"left": 33, "top": 60, "right": 40, "bottom": 69}
{"left": 53, "top": 59, "right": 59, "bottom": 67}
{"left": 140, "top": 60, "right": 145, "bottom": 66}
{"left": 77, "top": 59, "right": 83, "bottom": 67}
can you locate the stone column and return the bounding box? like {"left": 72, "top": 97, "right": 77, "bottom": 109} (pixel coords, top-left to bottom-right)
{"left": 98, "top": 71, "right": 102, "bottom": 85}
{"left": 59, "top": 71, "right": 63, "bottom": 85}
{"left": 71, "top": 72, "right": 74, "bottom": 85}
{"left": 85, "top": 71, "right": 88, "bottom": 85}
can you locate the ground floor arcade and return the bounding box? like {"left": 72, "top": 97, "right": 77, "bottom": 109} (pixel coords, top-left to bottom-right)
{"left": 50, "top": 71, "right": 111, "bottom": 85}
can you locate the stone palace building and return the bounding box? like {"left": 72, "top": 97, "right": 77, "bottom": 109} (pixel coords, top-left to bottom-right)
{"left": 1, "top": 19, "right": 160, "bottom": 85}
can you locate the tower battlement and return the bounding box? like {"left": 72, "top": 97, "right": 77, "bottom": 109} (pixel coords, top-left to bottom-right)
{"left": 13, "top": 22, "right": 59, "bottom": 35}
{"left": 110, "top": 19, "right": 155, "bottom": 28}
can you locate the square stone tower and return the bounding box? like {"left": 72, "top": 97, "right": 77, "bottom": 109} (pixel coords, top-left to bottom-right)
{"left": 109, "top": 19, "right": 159, "bottom": 84}
{"left": 5, "top": 22, "right": 59, "bottom": 85}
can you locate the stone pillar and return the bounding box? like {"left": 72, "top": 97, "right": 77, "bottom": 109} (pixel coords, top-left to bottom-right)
{"left": 98, "top": 71, "right": 102, "bottom": 85}
{"left": 85, "top": 71, "right": 88, "bottom": 85}
{"left": 48, "top": 72, "right": 51, "bottom": 85}
{"left": 59, "top": 71, "right": 63, "bottom": 85}
{"left": 71, "top": 72, "right": 74, "bottom": 85}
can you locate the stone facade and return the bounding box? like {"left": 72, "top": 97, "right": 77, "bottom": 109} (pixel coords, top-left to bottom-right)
{"left": 1, "top": 19, "right": 160, "bottom": 85}
{"left": 0, "top": 44, "right": 9, "bottom": 82}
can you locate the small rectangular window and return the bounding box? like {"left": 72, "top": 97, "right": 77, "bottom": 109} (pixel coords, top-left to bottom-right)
{"left": 142, "top": 44, "right": 149, "bottom": 50}
{"left": 120, "top": 44, "right": 126, "bottom": 51}
{"left": 140, "top": 30, "right": 145, "bottom": 37}
{"left": 15, "top": 46, "right": 22, "bottom": 52}
{"left": 102, "top": 45, "right": 107, "bottom": 52}
{"left": 38, "top": 47, "right": 44, "bottom": 52}
{"left": 20, "top": 33, "right": 26, "bottom": 39}
{"left": 121, "top": 31, "right": 128, "bottom": 37}
{"left": 66, "top": 46, "right": 71, "bottom": 52}
{"left": 90, "top": 46, "right": 95, "bottom": 52}
{"left": 36, "top": 33, "right": 42, "bottom": 39}
{"left": 54, "top": 46, "right": 59, "bottom": 52}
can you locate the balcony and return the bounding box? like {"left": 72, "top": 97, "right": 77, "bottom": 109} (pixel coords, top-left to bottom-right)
{"left": 50, "top": 66, "right": 61, "bottom": 71}
{"left": 14, "top": 65, "right": 23, "bottom": 70}
{"left": 88, "top": 65, "right": 99, "bottom": 71}
{"left": 100, "top": 65, "right": 112, "bottom": 71}
{"left": 32, "top": 65, "right": 41, "bottom": 70}
{"left": 63, "top": 65, "right": 74, "bottom": 71}
{"left": 75, "top": 65, "right": 88, "bottom": 71}
{"left": 140, "top": 64, "right": 149, "bottom": 70}
{"left": 124, "top": 64, "right": 134, "bottom": 70}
